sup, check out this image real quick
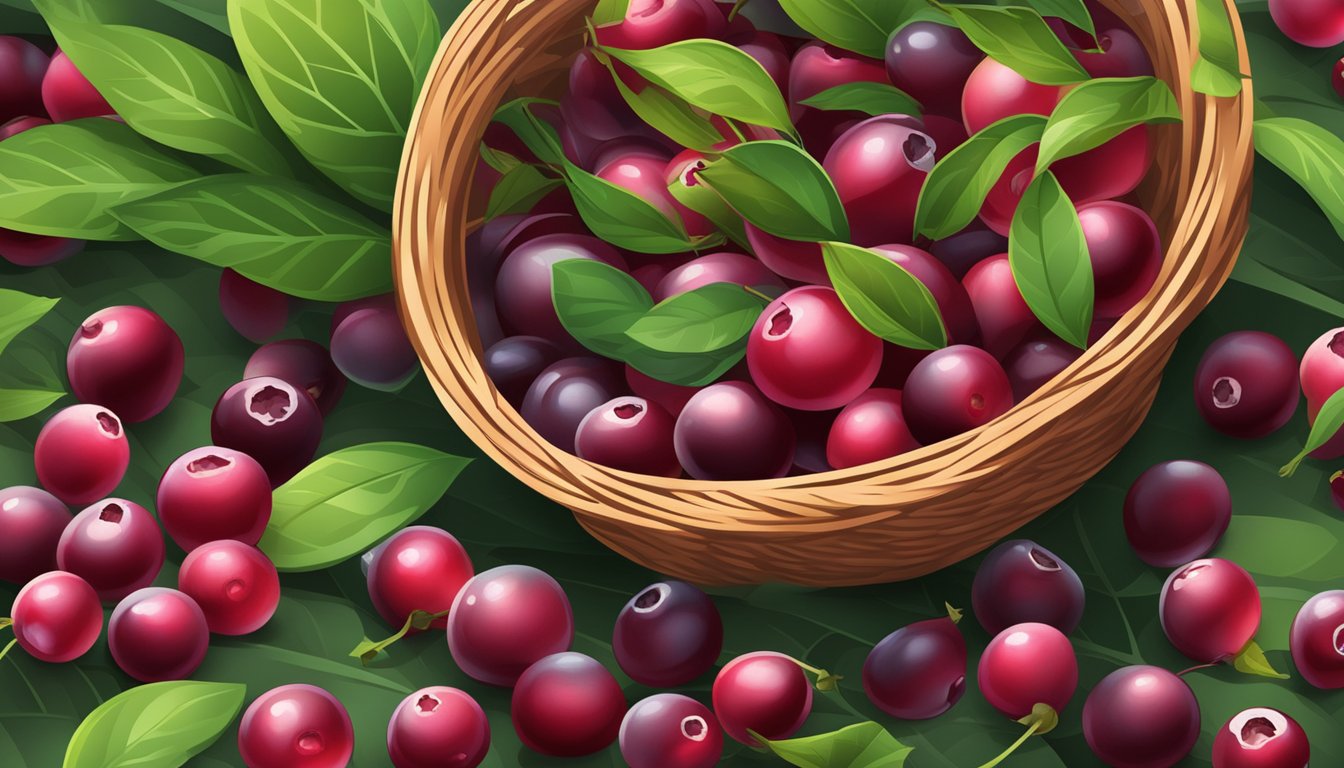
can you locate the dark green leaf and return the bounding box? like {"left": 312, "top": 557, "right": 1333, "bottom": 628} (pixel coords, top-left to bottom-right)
{"left": 698, "top": 140, "right": 849, "bottom": 242}
{"left": 63, "top": 681, "right": 245, "bottom": 768}
{"left": 668, "top": 171, "right": 752, "bottom": 251}
{"left": 1282, "top": 386, "right": 1344, "bottom": 476}
{"left": 259, "top": 443, "right": 471, "bottom": 571}
{"left": 552, "top": 259, "right": 653, "bottom": 359}
{"left": 491, "top": 97, "right": 565, "bottom": 166}
{"left": 591, "top": 0, "right": 628, "bottom": 26}
{"left": 607, "top": 64, "right": 725, "bottom": 152}
{"left": 0, "top": 389, "right": 65, "bottom": 422}
{"left": 1023, "top": 0, "right": 1094, "bottom": 39}
{"left": 756, "top": 722, "right": 915, "bottom": 768}
{"left": 799, "top": 81, "right": 922, "bottom": 118}
{"left": 822, "top": 242, "right": 947, "bottom": 349}
{"left": 0, "top": 289, "right": 59, "bottom": 357}
{"left": 562, "top": 158, "right": 706, "bottom": 254}
{"left": 937, "top": 4, "right": 1090, "bottom": 85}
{"left": 1008, "top": 171, "right": 1093, "bottom": 349}
{"left": 623, "top": 345, "right": 747, "bottom": 387}
{"left": 625, "top": 283, "right": 767, "bottom": 353}
{"left": 1232, "top": 641, "right": 1290, "bottom": 679}
{"left": 777, "top": 0, "right": 923, "bottom": 59}
{"left": 1037, "top": 77, "right": 1181, "bottom": 171}
{"left": 1254, "top": 117, "right": 1344, "bottom": 243}
{"left": 1192, "top": 0, "right": 1244, "bottom": 97}
{"left": 485, "top": 165, "right": 563, "bottom": 221}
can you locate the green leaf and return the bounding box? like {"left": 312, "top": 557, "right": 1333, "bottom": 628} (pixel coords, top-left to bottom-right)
{"left": 755, "top": 721, "right": 914, "bottom": 768}
{"left": 552, "top": 259, "right": 654, "bottom": 360}
{"left": 607, "top": 63, "right": 725, "bottom": 152}
{"left": 624, "top": 345, "right": 747, "bottom": 387}
{"left": 591, "top": 0, "right": 628, "bottom": 26}
{"left": 62, "top": 681, "right": 245, "bottom": 768}
{"left": 822, "top": 242, "right": 947, "bottom": 350}
{"left": 228, "top": 0, "right": 439, "bottom": 210}
{"left": 485, "top": 165, "right": 563, "bottom": 221}
{"left": 1023, "top": 0, "right": 1095, "bottom": 39}
{"left": 777, "top": 0, "right": 923, "bottom": 59}
{"left": 1008, "top": 171, "right": 1093, "bottom": 349}
{"left": 155, "top": 0, "right": 232, "bottom": 34}
{"left": 915, "top": 113, "right": 1047, "bottom": 240}
{"left": 491, "top": 97, "right": 566, "bottom": 166}
{"left": 937, "top": 4, "right": 1090, "bottom": 85}
{"left": 478, "top": 143, "right": 521, "bottom": 174}
{"left": 0, "top": 389, "right": 65, "bottom": 422}
{"left": 562, "top": 158, "right": 705, "bottom": 255}
{"left": 0, "top": 119, "right": 196, "bottom": 240}
{"left": 668, "top": 170, "right": 752, "bottom": 251}
{"left": 625, "top": 283, "right": 767, "bottom": 353}
{"left": 1282, "top": 386, "right": 1344, "bottom": 477}
{"left": 799, "top": 81, "right": 922, "bottom": 118}
{"left": 1037, "top": 77, "right": 1181, "bottom": 172}
{"left": 0, "top": 289, "right": 59, "bottom": 357}
{"left": 1191, "top": 0, "right": 1244, "bottom": 97}
{"left": 1254, "top": 117, "right": 1344, "bottom": 243}
{"left": 698, "top": 140, "right": 849, "bottom": 242}
{"left": 259, "top": 442, "right": 471, "bottom": 571}
{"left": 1232, "top": 641, "right": 1290, "bottom": 679}
{"left": 111, "top": 175, "right": 392, "bottom": 301}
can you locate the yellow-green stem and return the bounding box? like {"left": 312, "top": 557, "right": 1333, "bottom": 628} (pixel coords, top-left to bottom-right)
{"left": 977, "top": 719, "right": 1043, "bottom": 768}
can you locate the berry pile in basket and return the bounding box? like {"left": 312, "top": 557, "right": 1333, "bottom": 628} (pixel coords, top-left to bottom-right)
{"left": 470, "top": 0, "right": 1181, "bottom": 480}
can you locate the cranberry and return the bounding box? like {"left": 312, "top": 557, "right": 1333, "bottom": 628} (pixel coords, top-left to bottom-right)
{"left": 178, "top": 540, "right": 280, "bottom": 636}
{"left": 675, "top": 382, "right": 796, "bottom": 479}
{"left": 0, "top": 227, "right": 84, "bottom": 267}
{"left": 1335, "top": 57, "right": 1344, "bottom": 101}
{"left": 595, "top": 0, "right": 724, "bottom": 50}
{"left": 712, "top": 652, "right": 813, "bottom": 744}
{"left": 745, "top": 223, "right": 827, "bottom": 284}
{"left": 56, "top": 499, "right": 164, "bottom": 602}
{"left": 42, "top": 50, "right": 115, "bottom": 122}
{"left": 1079, "top": 202, "right": 1163, "bottom": 319}
{"left": 1300, "top": 327, "right": 1344, "bottom": 405}
{"left": 157, "top": 446, "right": 272, "bottom": 551}
{"left": 220, "top": 269, "right": 291, "bottom": 343}
{"left": 863, "top": 612, "right": 967, "bottom": 719}
{"left": 575, "top": 397, "right": 682, "bottom": 476}
{"left": 873, "top": 244, "right": 981, "bottom": 345}
{"left": 0, "top": 37, "right": 47, "bottom": 121}
{"left": 1082, "top": 666, "right": 1200, "bottom": 768}
{"left": 978, "top": 623, "right": 1078, "bottom": 720}
{"left": 620, "top": 694, "right": 722, "bottom": 768}
{"left": 1073, "top": 28, "right": 1154, "bottom": 79}
{"left": 626, "top": 364, "right": 699, "bottom": 416}
{"left": 597, "top": 151, "right": 711, "bottom": 238}
{"left": 653, "top": 251, "right": 784, "bottom": 302}
{"left": 903, "top": 345, "right": 1014, "bottom": 444}
{"left": 920, "top": 113, "right": 969, "bottom": 157}
{"left": 238, "top": 684, "right": 354, "bottom": 768}
{"left": 0, "top": 115, "right": 48, "bottom": 140}
{"left": 0, "top": 486, "right": 71, "bottom": 584}
{"left": 511, "top": 652, "right": 626, "bottom": 756}
{"left": 8, "top": 571, "right": 102, "bottom": 662}
{"left": 244, "top": 340, "right": 346, "bottom": 416}
{"left": 788, "top": 42, "right": 889, "bottom": 121}
{"left": 448, "top": 564, "right": 574, "bottom": 686}
{"left": 1160, "top": 558, "right": 1261, "bottom": 663}
{"left": 823, "top": 116, "right": 935, "bottom": 247}
{"left": 387, "top": 687, "right": 490, "bottom": 768}
{"left": 496, "top": 233, "right": 627, "bottom": 345}
{"left": 789, "top": 407, "right": 838, "bottom": 474}
{"left": 739, "top": 31, "right": 791, "bottom": 94}
{"left": 33, "top": 405, "right": 129, "bottom": 506}
{"left": 482, "top": 336, "right": 560, "bottom": 407}
{"left": 963, "top": 254, "right": 1036, "bottom": 357}
{"left": 1289, "top": 590, "right": 1344, "bottom": 688}
{"left": 466, "top": 213, "right": 580, "bottom": 350}
{"left": 1002, "top": 335, "right": 1081, "bottom": 401}
{"left": 614, "top": 580, "right": 723, "bottom": 686}
{"left": 1269, "top": 0, "right": 1344, "bottom": 47}
{"left": 962, "top": 57, "right": 1059, "bottom": 136}
{"left": 330, "top": 294, "right": 419, "bottom": 391}
{"left": 973, "top": 540, "right": 1085, "bottom": 635}
{"left": 1194, "top": 331, "right": 1300, "bottom": 439}
{"left": 1124, "top": 461, "right": 1232, "bottom": 567}
{"left": 1212, "top": 707, "right": 1310, "bottom": 768}
{"left": 561, "top": 49, "right": 642, "bottom": 142}
{"left": 67, "top": 306, "right": 184, "bottom": 423}
{"left": 367, "top": 526, "right": 473, "bottom": 631}
{"left": 1307, "top": 399, "right": 1344, "bottom": 460}
{"left": 211, "top": 377, "right": 323, "bottom": 486}
{"left": 108, "top": 587, "right": 209, "bottom": 682}
{"left": 826, "top": 388, "right": 920, "bottom": 469}
{"left": 885, "top": 22, "right": 983, "bottom": 115}
{"left": 521, "top": 358, "right": 624, "bottom": 453}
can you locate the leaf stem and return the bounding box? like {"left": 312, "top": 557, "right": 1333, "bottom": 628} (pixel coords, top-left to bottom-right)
{"left": 728, "top": 0, "right": 749, "bottom": 21}
{"left": 789, "top": 656, "right": 843, "bottom": 691}
{"left": 976, "top": 718, "right": 1043, "bottom": 768}
{"left": 1176, "top": 661, "right": 1220, "bottom": 677}
{"left": 349, "top": 608, "right": 450, "bottom": 665}
{"left": 742, "top": 284, "right": 774, "bottom": 303}
{"left": 0, "top": 638, "right": 16, "bottom": 665}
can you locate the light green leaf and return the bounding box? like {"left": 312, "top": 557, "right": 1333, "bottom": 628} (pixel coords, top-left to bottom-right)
{"left": 63, "top": 681, "right": 245, "bottom": 768}
{"left": 822, "top": 241, "right": 947, "bottom": 349}
{"left": 1037, "top": 77, "right": 1181, "bottom": 172}
{"left": 1023, "top": 0, "right": 1094, "bottom": 39}
{"left": 607, "top": 63, "right": 725, "bottom": 152}
{"left": 491, "top": 97, "right": 566, "bottom": 166}
{"left": 777, "top": 0, "right": 923, "bottom": 59}
{"left": 668, "top": 170, "right": 751, "bottom": 251}
{"left": 485, "top": 164, "right": 563, "bottom": 221}
{"left": 1232, "top": 641, "right": 1290, "bottom": 679}
{"left": 1254, "top": 117, "right": 1344, "bottom": 243}
{"left": 625, "top": 283, "right": 767, "bottom": 353}
{"left": 698, "top": 140, "right": 849, "bottom": 242}
{"left": 0, "top": 289, "right": 59, "bottom": 357}
{"left": 0, "top": 389, "right": 65, "bottom": 422}
{"left": 1191, "top": 0, "right": 1244, "bottom": 97}
{"left": 755, "top": 721, "right": 915, "bottom": 768}
{"left": 562, "top": 158, "right": 705, "bottom": 254}
{"left": 478, "top": 143, "right": 522, "bottom": 174}
{"left": 1282, "top": 386, "right": 1344, "bottom": 477}
{"left": 800, "top": 81, "right": 922, "bottom": 118}
{"left": 938, "top": 4, "right": 1090, "bottom": 85}
{"left": 1008, "top": 171, "right": 1094, "bottom": 349}
{"left": 592, "top": 0, "right": 628, "bottom": 26}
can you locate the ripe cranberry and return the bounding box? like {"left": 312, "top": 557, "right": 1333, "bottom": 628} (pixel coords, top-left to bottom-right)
{"left": 42, "top": 50, "right": 115, "bottom": 122}
{"left": 595, "top": 0, "right": 724, "bottom": 50}
{"left": 1194, "top": 331, "right": 1300, "bottom": 439}
{"left": 787, "top": 407, "right": 838, "bottom": 474}
{"left": 1335, "top": 57, "right": 1344, "bottom": 101}
{"left": 621, "top": 694, "right": 722, "bottom": 768}
{"left": 1073, "top": 27, "right": 1154, "bottom": 79}
{"left": 626, "top": 364, "right": 699, "bottom": 416}
{"left": 823, "top": 116, "right": 935, "bottom": 247}
{"left": 826, "top": 389, "right": 920, "bottom": 469}
{"left": 739, "top": 31, "right": 791, "bottom": 94}
{"left": 973, "top": 540, "right": 1085, "bottom": 635}
{"left": 597, "top": 151, "right": 711, "bottom": 238}
{"left": 920, "top": 113, "right": 969, "bottom": 157}
{"left": 1212, "top": 707, "right": 1310, "bottom": 768}
{"left": 157, "top": 447, "right": 272, "bottom": 551}
{"left": 1307, "top": 399, "right": 1344, "bottom": 460}
{"left": 108, "top": 587, "right": 209, "bottom": 682}
{"left": 576, "top": 397, "right": 682, "bottom": 476}
{"left": 211, "top": 377, "right": 323, "bottom": 486}
{"left": 1269, "top": 0, "right": 1344, "bottom": 47}
{"left": 1289, "top": 590, "right": 1344, "bottom": 688}
{"left": 496, "top": 233, "right": 627, "bottom": 345}
{"left": 0, "top": 115, "right": 48, "bottom": 140}
{"left": 675, "top": 381, "right": 796, "bottom": 479}
{"left": 962, "top": 57, "right": 1059, "bottom": 135}
{"left": 238, "top": 684, "right": 354, "bottom": 768}
{"left": 1079, "top": 202, "right": 1163, "bottom": 319}
{"left": 885, "top": 22, "right": 983, "bottom": 115}
{"left": 653, "top": 251, "right": 784, "bottom": 302}
{"left": 367, "top": 526, "right": 473, "bottom": 631}
{"left": 963, "top": 254, "right": 1036, "bottom": 357}
{"left": 8, "top": 571, "right": 102, "bottom": 662}
{"left": 483, "top": 336, "right": 561, "bottom": 407}
{"left": 1160, "top": 558, "right": 1261, "bottom": 663}
{"left": 512, "top": 652, "right": 626, "bottom": 756}
{"left": 745, "top": 223, "right": 827, "bottom": 284}
{"left": 903, "top": 345, "right": 1014, "bottom": 444}
{"left": 34, "top": 405, "right": 129, "bottom": 506}
{"left": 978, "top": 623, "right": 1078, "bottom": 720}
{"left": 1300, "top": 327, "right": 1344, "bottom": 405}
{"left": 0, "top": 37, "right": 47, "bottom": 121}
{"left": 0, "top": 226, "right": 84, "bottom": 267}
{"left": 467, "top": 212, "right": 583, "bottom": 349}
{"left": 331, "top": 294, "right": 419, "bottom": 391}
{"left": 67, "top": 306, "right": 184, "bottom": 423}
{"left": 449, "top": 564, "right": 574, "bottom": 686}
{"left": 1124, "top": 461, "right": 1232, "bottom": 567}
{"left": 713, "top": 652, "right": 813, "bottom": 744}
{"left": 874, "top": 244, "right": 981, "bottom": 345}
{"left": 57, "top": 499, "right": 164, "bottom": 602}
{"left": 614, "top": 580, "right": 723, "bottom": 686}
{"left": 220, "top": 269, "right": 291, "bottom": 343}
{"left": 387, "top": 687, "right": 490, "bottom": 768}
{"left": 244, "top": 340, "right": 346, "bottom": 416}
{"left": 0, "top": 486, "right": 71, "bottom": 584}
{"left": 178, "top": 540, "right": 280, "bottom": 636}
{"left": 1083, "top": 666, "right": 1200, "bottom": 768}
{"left": 863, "top": 613, "right": 967, "bottom": 719}
{"left": 561, "top": 49, "right": 642, "bottom": 142}
{"left": 1002, "top": 335, "right": 1079, "bottom": 400}
{"left": 633, "top": 263, "right": 672, "bottom": 294}
{"left": 521, "top": 358, "right": 624, "bottom": 454}
{"left": 788, "top": 41, "right": 889, "bottom": 121}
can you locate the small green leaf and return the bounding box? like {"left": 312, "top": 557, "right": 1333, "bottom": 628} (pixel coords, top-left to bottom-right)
{"left": 1191, "top": 0, "right": 1244, "bottom": 97}
{"left": 1008, "top": 171, "right": 1094, "bottom": 349}
{"left": 937, "top": 4, "right": 1090, "bottom": 85}
{"left": 562, "top": 158, "right": 705, "bottom": 254}
{"left": 669, "top": 170, "right": 751, "bottom": 251}
{"left": 479, "top": 143, "right": 522, "bottom": 174}
{"left": 1254, "top": 117, "right": 1344, "bottom": 244}
{"left": 259, "top": 443, "right": 471, "bottom": 571}
{"left": 1232, "top": 641, "right": 1290, "bottom": 679}
{"left": 698, "top": 140, "right": 849, "bottom": 242}
{"left": 1018, "top": 702, "right": 1061, "bottom": 735}
{"left": 62, "top": 681, "right": 245, "bottom": 768}
{"left": 625, "top": 283, "right": 767, "bottom": 353}
{"left": 777, "top": 0, "right": 924, "bottom": 59}
{"left": 0, "top": 389, "right": 65, "bottom": 422}
{"left": 0, "top": 289, "right": 59, "bottom": 357}
{"left": 485, "top": 164, "right": 563, "bottom": 221}
{"left": 491, "top": 97, "right": 566, "bottom": 166}
{"left": 799, "top": 81, "right": 922, "bottom": 118}
{"left": 754, "top": 721, "right": 914, "bottom": 768}
{"left": 591, "top": 0, "right": 628, "bottom": 25}
{"left": 822, "top": 242, "right": 947, "bottom": 350}
{"left": 606, "top": 61, "right": 725, "bottom": 152}
{"left": 1282, "top": 386, "right": 1344, "bottom": 477}
{"left": 1037, "top": 77, "right": 1181, "bottom": 172}
{"left": 553, "top": 259, "right": 654, "bottom": 359}
{"left": 1023, "top": 0, "right": 1095, "bottom": 39}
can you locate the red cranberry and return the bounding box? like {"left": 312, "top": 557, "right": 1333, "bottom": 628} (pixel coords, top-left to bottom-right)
{"left": 483, "top": 336, "right": 561, "bottom": 407}
{"left": 466, "top": 212, "right": 584, "bottom": 349}
{"left": 614, "top": 580, "right": 723, "bottom": 686}
{"left": 595, "top": 0, "right": 724, "bottom": 50}
{"left": 1079, "top": 202, "right": 1162, "bottom": 319}
{"left": 244, "top": 340, "right": 346, "bottom": 416}
{"left": 0, "top": 115, "right": 48, "bottom": 140}
{"left": 973, "top": 540, "right": 1085, "bottom": 635}
{"left": 1212, "top": 707, "right": 1310, "bottom": 768}
{"left": 331, "top": 294, "right": 419, "bottom": 391}
{"left": 1194, "top": 331, "right": 1300, "bottom": 439}
{"left": 826, "top": 388, "right": 920, "bottom": 469}
{"left": 788, "top": 407, "right": 838, "bottom": 474}
{"left": 863, "top": 613, "right": 967, "bottom": 719}
{"left": 0, "top": 226, "right": 84, "bottom": 267}
{"left": 1160, "top": 558, "right": 1261, "bottom": 663}
{"left": 739, "top": 31, "right": 791, "bottom": 94}
{"left": 576, "top": 397, "right": 682, "bottom": 476}
{"left": 885, "top": 22, "right": 984, "bottom": 115}
{"left": 9, "top": 571, "right": 102, "bottom": 662}
{"left": 1299, "top": 327, "right": 1344, "bottom": 405}
{"left": 745, "top": 223, "right": 827, "bottom": 284}
{"left": 67, "top": 306, "right": 184, "bottom": 423}
{"left": 496, "top": 234, "right": 627, "bottom": 345}
{"left": 626, "top": 364, "right": 699, "bottom": 416}
{"left": 962, "top": 57, "right": 1059, "bottom": 135}
{"left": 823, "top": 116, "right": 935, "bottom": 246}
{"left": 675, "top": 381, "right": 796, "bottom": 479}
{"left": 0, "top": 486, "right": 71, "bottom": 584}
{"left": 238, "top": 684, "right": 354, "bottom": 768}
{"left": 1269, "top": 0, "right": 1344, "bottom": 47}
{"left": 1083, "top": 666, "right": 1200, "bottom": 768}
{"left": 1289, "top": 589, "right": 1344, "bottom": 688}
{"left": 34, "top": 405, "right": 129, "bottom": 506}
{"left": 512, "top": 652, "right": 627, "bottom": 756}
{"left": 108, "top": 587, "right": 209, "bottom": 682}
{"left": 157, "top": 447, "right": 272, "bottom": 551}
{"left": 1307, "top": 399, "right": 1344, "bottom": 460}
{"left": 977, "top": 623, "right": 1078, "bottom": 720}
{"left": 1003, "top": 335, "right": 1081, "bottom": 401}
{"left": 42, "top": 50, "right": 115, "bottom": 122}
{"left": 521, "top": 358, "right": 624, "bottom": 454}
{"left": 57, "top": 499, "right": 165, "bottom": 602}
{"left": 903, "top": 345, "right": 1014, "bottom": 444}
{"left": 367, "top": 526, "right": 473, "bottom": 631}
{"left": 1073, "top": 27, "right": 1154, "bottom": 79}
{"left": 211, "top": 377, "right": 323, "bottom": 486}
{"left": 788, "top": 42, "right": 889, "bottom": 121}
{"left": 920, "top": 113, "right": 969, "bottom": 157}
{"left": 178, "top": 540, "right": 279, "bottom": 636}
{"left": 874, "top": 244, "right": 980, "bottom": 345}
{"left": 387, "top": 687, "right": 490, "bottom": 768}
{"left": 1053, "top": 126, "right": 1153, "bottom": 211}
{"left": 561, "top": 49, "right": 642, "bottom": 142}
{"left": 620, "top": 694, "right": 722, "bottom": 768}
{"left": 963, "top": 254, "right": 1036, "bottom": 357}
{"left": 633, "top": 263, "right": 672, "bottom": 294}
{"left": 712, "top": 652, "right": 813, "bottom": 744}
{"left": 448, "top": 564, "right": 574, "bottom": 686}
{"left": 0, "top": 37, "right": 47, "bottom": 121}
{"left": 220, "top": 269, "right": 291, "bottom": 343}
{"left": 597, "top": 151, "right": 711, "bottom": 238}
{"left": 653, "top": 251, "right": 784, "bottom": 302}
{"left": 1124, "top": 461, "right": 1231, "bottom": 567}
{"left": 1335, "top": 57, "right": 1344, "bottom": 101}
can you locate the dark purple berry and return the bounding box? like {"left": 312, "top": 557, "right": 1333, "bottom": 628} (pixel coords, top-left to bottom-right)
{"left": 972, "top": 539, "right": 1085, "bottom": 635}
{"left": 244, "top": 340, "right": 346, "bottom": 416}
{"left": 613, "top": 581, "right": 723, "bottom": 687}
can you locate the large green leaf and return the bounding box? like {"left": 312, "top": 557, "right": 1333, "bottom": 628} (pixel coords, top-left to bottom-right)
{"left": 63, "top": 682, "right": 245, "bottom": 768}
{"left": 698, "top": 140, "right": 850, "bottom": 242}
{"left": 776, "top": 0, "right": 923, "bottom": 59}
{"left": 1008, "top": 171, "right": 1094, "bottom": 349}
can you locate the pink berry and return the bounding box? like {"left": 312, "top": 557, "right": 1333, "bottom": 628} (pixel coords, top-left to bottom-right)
{"left": 1289, "top": 589, "right": 1344, "bottom": 688}
{"left": 34, "top": 404, "right": 129, "bottom": 506}
{"left": 1079, "top": 202, "right": 1163, "bottom": 320}
{"left": 244, "top": 340, "right": 346, "bottom": 417}
{"left": 620, "top": 694, "right": 723, "bottom": 768}
{"left": 1269, "top": 0, "right": 1344, "bottom": 47}
{"left": 977, "top": 622, "right": 1078, "bottom": 720}
{"left": 1194, "top": 331, "right": 1300, "bottom": 439}
{"left": 863, "top": 614, "right": 966, "bottom": 720}
{"left": 448, "top": 564, "right": 574, "bottom": 686}
{"left": 597, "top": 151, "right": 711, "bottom": 239}
{"left": 823, "top": 116, "right": 935, "bottom": 247}
{"left": 885, "top": 22, "right": 983, "bottom": 116}
{"left": 962, "top": 57, "right": 1059, "bottom": 136}
{"left": 41, "top": 50, "right": 115, "bottom": 122}
{"left": 330, "top": 294, "right": 419, "bottom": 392}
{"left": 238, "top": 684, "right": 354, "bottom": 768}
{"left": 9, "top": 570, "right": 102, "bottom": 662}
{"left": 595, "top": 0, "right": 724, "bottom": 50}
{"left": 484, "top": 335, "right": 561, "bottom": 407}
{"left": 0, "top": 37, "right": 48, "bottom": 121}
{"left": 613, "top": 580, "right": 723, "bottom": 687}
{"left": 713, "top": 652, "right": 813, "bottom": 744}
{"left": 220, "top": 269, "right": 291, "bottom": 343}
{"left": 367, "top": 526, "right": 473, "bottom": 631}
{"left": 788, "top": 42, "right": 889, "bottom": 122}
{"left": 963, "top": 253, "right": 1036, "bottom": 357}
{"left": 108, "top": 587, "right": 209, "bottom": 682}
{"left": 1124, "top": 461, "right": 1231, "bottom": 567}
{"left": 57, "top": 499, "right": 165, "bottom": 602}
{"left": 211, "top": 377, "right": 323, "bottom": 486}
{"left": 157, "top": 447, "right": 272, "bottom": 552}
{"left": 1002, "top": 335, "right": 1081, "bottom": 401}
{"left": 0, "top": 486, "right": 71, "bottom": 584}
{"left": 1083, "top": 666, "right": 1200, "bottom": 768}
{"left": 1212, "top": 707, "right": 1310, "bottom": 768}
{"left": 512, "top": 652, "right": 627, "bottom": 756}
{"left": 675, "top": 381, "right": 796, "bottom": 479}
{"left": 874, "top": 244, "right": 980, "bottom": 345}
{"left": 178, "top": 540, "right": 280, "bottom": 636}
{"left": 0, "top": 225, "right": 84, "bottom": 267}
{"left": 387, "top": 687, "right": 490, "bottom": 768}
{"left": 739, "top": 31, "right": 791, "bottom": 94}
{"left": 1160, "top": 558, "right": 1261, "bottom": 663}
{"left": 576, "top": 397, "right": 682, "bottom": 476}
{"left": 826, "top": 388, "right": 920, "bottom": 469}
{"left": 652, "top": 251, "right": 784, "bottom": 302}
{"left": 903, "top": 345, "right": 1014, "bottom": 444}
{"left": 744, "top": 223, "right": 827, "bottom": 284}
{"left": 522, "top": 357, "right": 625, "bottom": 454}
{"left": 496, "top": 234, "right": 628, "bottom": 346}
{"left": 1300, "top": 327, "right": 1344, "bottom": 405}
{"left": 972, "top": 540, "right": 1085, "bottom": 636}
{"left": 67, "top": 306, "right": 184, "bottom": 423}
{"left": 0, "top": 115, "right": 48, "bottom": 140}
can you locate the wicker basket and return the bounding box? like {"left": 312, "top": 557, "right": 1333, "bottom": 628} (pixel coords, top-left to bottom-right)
{"left": 393, "top": 0, "right": 1254, "bottom": 586}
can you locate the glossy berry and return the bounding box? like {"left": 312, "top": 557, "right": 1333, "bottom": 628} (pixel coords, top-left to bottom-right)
{"left": 1289, "top": 590, "right": 1344, "bottom": 689}
{"left": 449, "top": 565, "right": 574, "bottom": 686}
{"left": 1212, "top": 707, "right": 1310, "bottom": 768}
{"left": 244, "top": 340, "right": 346, "bottom": 417}
{"left": 1269, "top": 0, "right": 1344, "bottom": 47}
{"left": 931, "top": 222, "right": 1009, "bottom": 279}
{"left": 0, "top": 37, "right": 47, "bottom": 121}
{"left": 620, "top": 694, "right": 723, "bottom": 768}
{"left": 885, "top": 22, "right": 983, "bottom": 115}
{"left": 614, "top": 580, "right": 723, "bottom": 686}
{"left": 653, "top": 251, "right": 784, "bottom": 302}
{"left": 788, "top": 42, "right": 889, "bottom": 121}
{"left": 826, "top": 389, "right": 920, "bottom": 469}
{"left": 790, "top": 407, "right": 839, "bottom": 474}
{"left": 824, "top": 116, "right": 935, "bottom": 247}
{"left": 220, "top": 269, "right": 291, "bottom": 343}
{"left": 561, "top": 49, "right": 642, "bottom": 142}
{"left": 739, "top": 31, "right": 791, "bottom": 94}
{"left": 595, "top": 0, "right": 724, "bottom": 50}
{"left": 108, "top": 587, "right": 209, "bottom": 682}
{"left": 1194, "top": 331, "right": 1300, "bottom": 439}
{"left": 34, "top": 405, "right": 129, "bottom": 506}
{"left": 863, "top": 613, "right": 967, "bottom": 719}
{"left": 903, "top": 345, "right": 1014, "bottom": 444}
{"left": 1300, "top": 326, "right": 1344, "bottom": 406}
{"left": 597, "top": 151, "right": 711, "bottom": 238}
{"left": 238, "top": 684, "right": 354, "bottom": 768}
{"left": 1160, "top": 558, "right": 1261, "bottom": 663}
{"left": 745, "top": 224, "right": 827, "bottom": 284}
{"left": 874, "top": 244, "right": 980, "bottom": 345}
{"left": 962, "top": 57, "right": 1059, "bottom": 136}
{"left": 9, "top": 571, "right": 102, "bottom": 662}
{"left": 1072, "top": 27, "right": 1155, "bottom": 79}
{"left": 67, "top": 306, "right": 185, "bottom": 423}
{"left": 512, "top": 652, "right": 626, "bottom": 757}
{"left": 178, "top": 540, "right": 280, "bottom": 636}
{"left": 1003, "top": 336, "right": 1081, "bottom": 401}
{"left": 157, "top": 446, "right": 272, "bottom": 552}
{"left": 0, "top": 486, "right": 71, "bottom": 584}
{"left": 713, "top": 652, "right": 813, "bottom": 744}
{"left": 367, "top": 526, "right": 473, "bottom": 631}
{"left": 626, "top": 365, "right": 700, "bottom": 417}
{"left": 331, "top": 294, "right": 419, "bottom": 391}
{"left": 521, "top": 357, "right": 624, "bottom": 454}
{"left": 483, "top": 336, "right": 561, "bottom": 407}
{"left": 674, "top": 381, "right": 796, "bottom": 479}
{"left": 211, "top": 377, "right": 323, "bottom": 486}
{"left": 964, "top": 254, "right": 1036, "bottom": 357}
{"left": 972, "top": 540, "right": 1085, "bottom": 635}
{"left": 977, "top": 623, "right": 1078, "bottom": 720}
{"left": 42, "top": 50, "right": 115, "bottom": 122}
{"left": 1083, "top": 666, "right": 1200, "bottom": 768}
{"left": 1335, "top": 57, "right": 1344, "bottom": 101}
{"left": 387, "top": 687, "right": 490, "bottom": 768}
{"left": 496, "top": 233, "right": 627, "bottom": 345}
{"left": 57, "top": 499, "right": 165, "bottom": 602}
{"left": 1080, "top": 202, "right": 1163, "bottom": 319}
{"left": 576, "top": 397, "right": 682, "bottom": 476}
{"left": 1124, "top": 461, "right": 1232, "bottom": 567}
{"left": 0, "top": 226, "right": 85, "bottom": 268}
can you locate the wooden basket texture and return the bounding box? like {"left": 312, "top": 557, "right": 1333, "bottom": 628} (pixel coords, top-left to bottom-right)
{"left": 394, "top": 0, "right": 1254, "bottom": 586}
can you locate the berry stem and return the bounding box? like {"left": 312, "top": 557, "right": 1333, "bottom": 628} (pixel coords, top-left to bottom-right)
{"left": 742, "top": 284, "right": 774, "bottom": 303}
{"left": 348, "top": 609, "right": 450, "bottom": 665}
{"left": 976, "top": 718, "right": 1043, "bottom": 768}
{"left": 789, "top": 656, "right": 843, "bottom": 692}
{"left": 0, "top": 638, "right": 15, "bottom": 664}
{"left": 1176, "top": 661, "right": 1220, "bottom": 677}
{"left": 728, "top": 0, "right": 750, "bottom": 22}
